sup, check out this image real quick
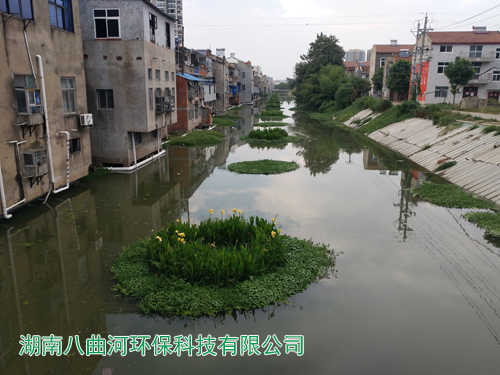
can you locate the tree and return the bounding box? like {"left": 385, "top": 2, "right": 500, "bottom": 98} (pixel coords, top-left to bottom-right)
{"left": 387, "top": 59, "right": 411, "bottom": 95}
{"left": 372, "top": 67, "right": 384, "bottom": 91}
{"left": 293, "top": 33, "right": 345, "bottom": 105}
{"left": 444, "top": 57, "right": 476, "bottom": 105}
{"left": 334, "top": 76, "right": 371, "bottom": 110}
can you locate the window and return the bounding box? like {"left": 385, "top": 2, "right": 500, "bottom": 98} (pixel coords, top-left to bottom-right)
{"left": 14, "top": 75, "right": 42, "bottom": 114}
{"left": 155, "top": 69, "right": 160, "bottom": 80}
{"left": 94, "top": 9, "right": 120, "bottom": 39}
{"left": 149, "top": 88, "right": 153, "bottom": 108}
{"left": 473, "top": 62, "right": 482, "bottom": 79}
{"left": 380, "top": 57, "right": 386, "bottom": 67}
{"left": 133, "top": 132, "right": 142, "bottom": 144}
{"left": 242, "top": 72, "right": 245, "bottom": 78}
{"left": 440, "top": 45, "right": 452, "bottom": 52}
{"left": 435, "top": 86, "right": 448, "bottom": 98}
{"left": 166, "top": 22, "right": 171, "bottom": 48}
{"left": 172, "top": 72, "right": 175, "bottom": 81}
{"left": 437, "top": 62, "right": 449, "bottom": 74}
{"left": 148, "top": 68, "right": 152, "bottom": 80}
{"left": 69, "top": 138, "right": 80, "bottom": 154}
{"left": 97, "top": 89, "right": 114, "bottom": 109}
{"left": 469, "top": 45, "right": 483, "bottom": 58}
{"left": 149, "top": 13, "right": 157, "bottom": 43}
{"left": 493, "top": 71, "right": 500, "bottom": 82}
{"left": 60, "top": 77, "right": 76, "bottom": 113}
{"left": 165, "top": 71, "right": 169, "bottom": 80}
{"left": 49, "top": 0, "right": 73, "bottom": 32}
{"left": 164, "top": 87, "right": 170, "bottom": 97}
{"left": 0, "top": 0, "right": 33, "bottom": 19}
{"left": 496, "top": 48, "right": 500, "bottom": 59}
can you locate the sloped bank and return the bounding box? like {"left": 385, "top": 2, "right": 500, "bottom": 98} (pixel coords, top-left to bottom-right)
{"left": 340, "top": 103, "right": 500, "bottom": 206}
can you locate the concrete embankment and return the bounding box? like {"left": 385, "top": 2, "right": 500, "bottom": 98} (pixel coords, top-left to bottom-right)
{"left": 344, "top": 112, "right": 500, "bottom": 205}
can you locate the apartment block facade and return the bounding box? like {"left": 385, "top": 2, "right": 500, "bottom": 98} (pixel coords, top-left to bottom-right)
{"left": 0, "top": 0, "right": 92, "bottom": 218}
{"left": 80, "top": 0, "right": 177, "bottom": 167}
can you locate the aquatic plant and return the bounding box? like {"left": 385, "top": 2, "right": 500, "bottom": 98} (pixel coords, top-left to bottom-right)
{"left": 165, "top": 130, "right": 225, "bottom": 147}
{"left": 112, "top": 213, "right": 336, "bottom": 316}
{"left": 413, "top": 183, "right": 496, "bottom": 209}
{"left": 228, "top": 160, "right": 299, "bottom": 174}
{"left": 464, "top": 212, "right": 500, "bottom": 237}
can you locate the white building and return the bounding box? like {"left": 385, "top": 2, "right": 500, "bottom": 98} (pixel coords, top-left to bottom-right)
{"left": 413, "top": 27, "right": 500, "bottom": 104}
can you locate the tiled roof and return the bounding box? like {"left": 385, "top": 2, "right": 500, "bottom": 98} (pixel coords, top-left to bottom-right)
{"left": 427, "top": 31, "right": 500, "bottom": 45}
{"left": 374, "top": 44, "right": 414, "bottom": 54}
{"left": 343, "top": 61, "right": 356, "bottom": 71}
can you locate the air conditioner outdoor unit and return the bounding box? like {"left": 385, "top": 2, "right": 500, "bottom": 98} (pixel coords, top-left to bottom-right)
{"left": 80, "top": 113, "right": 93, "bottom": 126}
{"left": 163, "top": 96, "right": 171, "bottom": 112}
{"left": 170, "top": 96, "right": 175, "bottom": 111}
{"left": 20, "top": 113, "right": 44, "bottom": 126}
{"left": 23, "top": 148, "right": 49, "bottom": 178}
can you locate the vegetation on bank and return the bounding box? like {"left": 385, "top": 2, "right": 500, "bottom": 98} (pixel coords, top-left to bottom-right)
{"left": 165, "top": 130, "right": 225, "bottom": 147}
{"left": 464, "top": 212, "right": 500, "bottom": 238}
{"left": 112, "top": 213, "right": 336, "bottom": 316}
{"left": 412, "top": 183, "right": 496, "bottom": 209}
{"left": 213, "top": 111, "right": 242, "bottom": 127}
{"left": 82, "top": 167, "right": 112, "bottom": 181}
{"left": 228, "top": 160, "right": 300, "bottom": 174}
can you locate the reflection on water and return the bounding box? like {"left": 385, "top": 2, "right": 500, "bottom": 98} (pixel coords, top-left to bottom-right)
{"left": 2, "top": 101, "right": 500, "bottom": 374}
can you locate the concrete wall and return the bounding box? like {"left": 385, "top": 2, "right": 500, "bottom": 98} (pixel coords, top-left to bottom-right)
{"left": 212, "top": 57, "right": 228, "bottom": 113}
{"left": 0, "top": 0, "right": 91, "bottom": 215}
{"left": 81, "top": 0, "right": 176, "bottom": 166}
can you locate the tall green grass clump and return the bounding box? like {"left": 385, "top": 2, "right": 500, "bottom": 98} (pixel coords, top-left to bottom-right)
{"left": 148, "top": 213, "right": 285, "bottom": 287}
{"left": 166, "top": 130, "right": 225, "bottom": 147}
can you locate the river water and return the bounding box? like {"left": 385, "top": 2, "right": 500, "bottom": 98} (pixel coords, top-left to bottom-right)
{"left": 1, "top": 100, "right": 500, "bottom": 374}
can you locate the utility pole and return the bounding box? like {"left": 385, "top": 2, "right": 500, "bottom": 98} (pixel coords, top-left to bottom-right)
{"left": 410, "top": 20, "right": 420, "bottom": 101}
{"left": 415, "top": 13, "right": 432, "bottom": 102}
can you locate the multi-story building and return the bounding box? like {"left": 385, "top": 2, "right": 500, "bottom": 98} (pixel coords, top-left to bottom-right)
{"left": 412, "top": 27, "right": 500, "bottom": 104}
{"left": 227, "top": 54, "right": 253, "bottom": 104}
{"left": 0, "top": 0, "right": 92, "bottom": 218}
{"left": 80, "top": 0, "right": 177, "bottom": 168}
{"left": 158, "top": 0, "right": 182, "bottom": 42}
{"left": 210, "top": 51, "right": 230, "bottom": 113}
{"left": 369, "top": 40, "right": 414, "bottom": 96}
{"left": 345, "top": 49, "right": 366, "bottom": 62}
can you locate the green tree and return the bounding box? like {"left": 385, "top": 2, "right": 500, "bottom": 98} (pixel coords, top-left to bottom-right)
{"left": 387, "top": 59, "right": 411, "bottom": 95}
{"left": 372, "top": 67, "right": 384, "bottom": 91}
{"left": 444, "top": 57, "right": 476, "bottom": 105}
{"left": 334, "top": 76, "right": 372, "bottom": 110}
{"left": 293, "top": 33, "right": 345, "bottom": 105}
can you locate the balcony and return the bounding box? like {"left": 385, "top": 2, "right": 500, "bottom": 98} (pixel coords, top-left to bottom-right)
{"left": 468, "top": 73, "right": 492, "bottom": 85}
{"left": 459, "top": 50, "right": 495, "bottom": 62}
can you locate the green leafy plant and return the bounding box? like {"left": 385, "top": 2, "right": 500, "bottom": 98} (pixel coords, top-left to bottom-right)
{"left": 435, "top": 161, "right": 457, "bottom": 172}
{"left": 165, "top": 130, "right": 225, "bottom": 147}
{"left": 228, "top": 160, "right": 300, "bottom": 174}
{"left": 413, "top": 183, "right": 496, "bottom": 209}
{"left": 464, "top": 212, "right": 500, "bottom": 237}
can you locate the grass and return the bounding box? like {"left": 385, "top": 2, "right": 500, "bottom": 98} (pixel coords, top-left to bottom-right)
{"left": 213, "top": 112, "right": 242, "bottom": 127}
{"left": 254, "top": 122, "right": 288, "bottom": 127}
{"left": 240, "top": 135, "right": 299, "bottom": 144}
{"left": 165, "top": 130, "right": 225, "bottom": 147}
{"left": 422, "top": 144, "right": 432, "bottom": 150}
{"left": 112, "top": 229, "right": 336, "bottom": 317}
{"left": 228, "top": 160, "right": 300, "bottom": 175}
{"left": 81, "top": 167, "right": 112, "bottom": 181}
{"left": 464, "top": 212, "right": 500, "bottom": 237}
{"left": 359, "top": 103, "right": 417, "bottom": 134}
{"left": 412, "top": 183, "right": 496, "bottom": 209}
{"left": 468, "top": 125, "right": 479, "bottom": 131}
{"left": 483, "top": 125, "right": 500, "bottom": 134}
{"left": 435, "top": 160, "right": 457, "bottom": 172}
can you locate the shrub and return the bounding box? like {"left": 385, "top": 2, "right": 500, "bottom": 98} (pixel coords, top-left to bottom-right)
{"left": 435, "top": 160, "right": 457, "bottom": 172}
{"left": 483, "top": 125, "right": 500, "bottom": 134}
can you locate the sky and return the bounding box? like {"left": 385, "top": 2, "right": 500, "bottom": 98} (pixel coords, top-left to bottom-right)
{"left": 183, "top": 0, "right": 500, "bottom": 80}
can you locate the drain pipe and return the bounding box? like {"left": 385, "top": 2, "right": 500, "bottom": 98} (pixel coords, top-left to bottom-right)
{"left": 0, "top": 157, "right": 12, "bottom": 219}
{"left": 131, "top": 132, "right": 138, "bottom": 170}
{"left": 53, "top": 131, "right": 70, "bottom": 194}
{"left": 35, "top": 55, "right": 55, "bottom": 188}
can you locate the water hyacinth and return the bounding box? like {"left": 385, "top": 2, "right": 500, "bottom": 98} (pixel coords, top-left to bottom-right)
{"left": 147, "top": 212, "right": 285, "bottom": 287}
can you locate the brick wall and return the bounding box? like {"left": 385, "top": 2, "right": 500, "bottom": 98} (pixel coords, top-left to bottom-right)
{"left": 169, "top": 75, "right": 188, "bottom": 131}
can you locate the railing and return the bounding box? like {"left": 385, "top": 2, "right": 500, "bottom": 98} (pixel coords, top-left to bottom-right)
{"left": 468, "top": 73, "right": 492, "bottom": 84}
{"left": 459, "top": 50, "right": 495, "bottom": 61}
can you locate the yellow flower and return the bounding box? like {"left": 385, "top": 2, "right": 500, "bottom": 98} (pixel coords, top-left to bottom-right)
{"left": 279, "top": 229, "right": 282, "bottom": 233}
{"left": 221, "top": 210, "right": 225, "bottom": 215}
{"left": 176, "top": 219, "right": 180, "bottom": 222}
{"left": 181, "top": 239, "right": 185, "bottom": 244}
{"left": 177, "top": 237, "right": 181, "bottom": 242}
{"left": 271, "top": 218, "right": 275, "bottom": 222}
{"left": 232, "top": 208, "right": 237, "bottom": 213}
{"left": 208, "top": 209, "right": 214, "bottom": 214}
{"left": 175, "top": 230, "right": 179, "bottom": 234}
{"left": 238, "top": 209, "right": 242, "bottom": 215}
{"left": 271, "top": 231, "right": 276, "bottom": 238}
{"left": 156, "top": 236, "right": 162, "bottom": 242}
{"left": 274, "top": 222, "right": 278, "bottom": 226}
{"left": 179, "top": 233, "right": 185, "bottom": 238}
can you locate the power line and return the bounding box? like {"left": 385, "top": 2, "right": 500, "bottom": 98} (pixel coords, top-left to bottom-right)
{"left": 435, "top": 3, "right": 500, "bottom": 29}
{"left": 185, "top": 21, "right": 427, "bottom": 27}
{"left": 437, "top": 11, "right": 500, "bottom": 30}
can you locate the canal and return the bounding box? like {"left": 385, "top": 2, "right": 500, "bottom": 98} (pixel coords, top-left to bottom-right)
{"left": 1, "top": 100, "right": 500, "bottom": 374}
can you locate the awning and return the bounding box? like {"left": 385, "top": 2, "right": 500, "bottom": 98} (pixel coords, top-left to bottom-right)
{"left": 176, "top": 72, "right": 212, "bottom": 83}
